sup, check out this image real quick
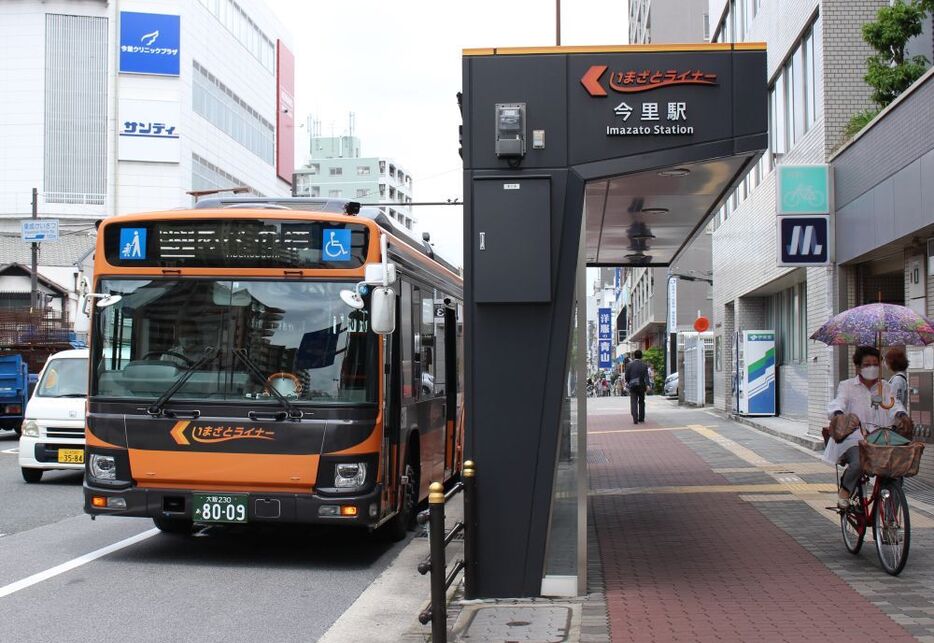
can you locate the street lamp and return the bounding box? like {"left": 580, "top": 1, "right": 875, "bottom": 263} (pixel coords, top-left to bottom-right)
{"left": 665, "top": 271, "right": 714, "bottom": 377}
{"left": 186, "top": 186, "right": 250, "bottom": 203}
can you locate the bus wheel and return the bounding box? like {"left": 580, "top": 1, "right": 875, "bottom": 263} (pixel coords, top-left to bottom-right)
{"left": 152, "top": 516, "right": 193, "bottom": 535}
{"left": 380, "top": 462, "right": 418, "bottom": 542}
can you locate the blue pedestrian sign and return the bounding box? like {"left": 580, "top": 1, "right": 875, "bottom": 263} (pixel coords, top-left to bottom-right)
{"left": 778, "top": 216, "right": 830, "bottom": 266}
{"left": 119, "top": 228, "right": 147, "bottom": 260}
{"left": 119, "top": 12, "right": 180, "bottom": 76}
{"left": 322, "top": 229, "right": 351, "bottom": 262}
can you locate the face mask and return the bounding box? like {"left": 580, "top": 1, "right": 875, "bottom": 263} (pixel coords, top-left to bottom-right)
{"left": 861, "top": 366, "right": 880, "bottom": 381}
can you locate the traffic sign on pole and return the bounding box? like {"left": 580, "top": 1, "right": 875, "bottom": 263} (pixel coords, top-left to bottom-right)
{"left": 21, "top": 219, "right": 60, "bottom": 242}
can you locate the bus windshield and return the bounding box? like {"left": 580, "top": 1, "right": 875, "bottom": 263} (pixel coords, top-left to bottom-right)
{"left": 92, "top": 279, "right": 377, "bottom": 404}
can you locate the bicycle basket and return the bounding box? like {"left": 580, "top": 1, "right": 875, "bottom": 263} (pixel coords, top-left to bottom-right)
{"left": 859, "top": 441, "right": 925, "bottom": 478}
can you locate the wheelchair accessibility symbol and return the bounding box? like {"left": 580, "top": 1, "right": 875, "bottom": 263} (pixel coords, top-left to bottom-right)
{"left": 322, "top": 229, "right": 351, "bottom": 262}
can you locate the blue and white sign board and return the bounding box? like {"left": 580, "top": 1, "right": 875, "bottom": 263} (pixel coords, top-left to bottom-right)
{"left": 119, "top": 228, "right": 147, "bottom": 260}
{"left": 21, "top": 220, "right": 59, "bottom": 242}
{"left": 119, "top": 12, "right": 180, "bottom": 76}
{"left": 322, "top": 229, "right": 352, "bottom": 262}
{"left": 736, "top": 330, "right": 775, "bottom": 416}
{"left": 778, "top": 215, "right": 830, "bottom": 267}
{"left": 777, "top": 164, "right": 830, "bottom": 215}
{"left": 598, "top": 307, "right": 612, "bottom": 369}
{"left": 598, "top": 340, "right": 612, "bottom": 369}
{"left": 119, "top": 99, "right": 180, "bottom": 163}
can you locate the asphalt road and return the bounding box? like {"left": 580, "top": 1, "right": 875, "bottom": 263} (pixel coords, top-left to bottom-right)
{"left": 0, "top": 429, "right": 412, "bottom": 642}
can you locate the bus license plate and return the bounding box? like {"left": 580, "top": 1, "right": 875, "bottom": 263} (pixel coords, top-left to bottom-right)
{"left": 58, "top": 449, "right": 84, "bottom": 464}
{"left": 193, "top": 493, "right": 248, "bottom": 524}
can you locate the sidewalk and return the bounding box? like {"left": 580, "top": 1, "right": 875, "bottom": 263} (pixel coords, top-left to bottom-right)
{"left": 319, "top": 397, "right": 934, "bottom": 642}
{"left": 589, "top": 397, "right": 934, "bottom": 642}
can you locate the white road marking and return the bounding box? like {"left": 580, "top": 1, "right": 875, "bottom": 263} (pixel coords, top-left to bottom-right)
{"left": 0, "top": 529, "right": 159, "bottom": 599}
{"left": 1, "top": 448, "right": 18, "bottom": 455}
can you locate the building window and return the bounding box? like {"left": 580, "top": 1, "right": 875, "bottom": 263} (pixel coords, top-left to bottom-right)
{"left": 357, "top": 166, "right": 370, "bottom": 175}
{"left": 44, "top": 14, "right": 108, "bottom": 205}
{"left": 329, "top": 167, "right": 342, "bottom": 176}
{"left": 310, "top": 186, "right": 320, "bottom": 197}
{"left": 356, "top": 188, "right": 368, "bottom": 198}
{"left": 328, "top": 189, "right": 342, "bottom": 198}
{"left": 191, "top": 154, "right": 262, "bottom": 197}
{"left": 197, "top": 0, "right": 275, "bottom": 73}
{"left": 379, "top": 183, "right": 386, "bottom": 196}
{"left": 767, "top": 14, "right": 822, "bottom": 157}
{"left": 379, "top": 160, "right": 386, "bottom": 175}
{"left": 193, "top": 61, "right": 274, "bottom": 164}
{"left": 767, "top": 283, "right": 808, "bottom": 364}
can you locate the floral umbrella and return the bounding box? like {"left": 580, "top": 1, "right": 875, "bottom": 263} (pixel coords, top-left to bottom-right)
{"left": 810, "top": 303, "right": 934, "bottom": 347}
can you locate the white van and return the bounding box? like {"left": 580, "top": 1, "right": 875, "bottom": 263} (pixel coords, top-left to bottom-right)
{"left": 19, "top": 349, "right": 89, "bottom": 483}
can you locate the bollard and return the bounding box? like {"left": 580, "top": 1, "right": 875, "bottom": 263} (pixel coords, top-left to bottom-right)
{"left": 462, "top": 460, "right": 476, "bottom": 599}
{"left": 428, "top": 481, "right": 447, "bottom": 642}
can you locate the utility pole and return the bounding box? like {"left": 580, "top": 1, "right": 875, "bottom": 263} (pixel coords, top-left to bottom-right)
{"left": 30, "top": 187, "right": 38, "bottom": 312}
{"left": 556, "top": 0, "right": 561, "bottom": 45}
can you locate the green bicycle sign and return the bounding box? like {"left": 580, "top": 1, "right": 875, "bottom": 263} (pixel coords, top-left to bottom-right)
{"left": 777, "top": 165, "right": 830, "bottom": 215}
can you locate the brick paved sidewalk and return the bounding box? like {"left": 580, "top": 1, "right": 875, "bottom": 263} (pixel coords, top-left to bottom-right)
{"left": 589, "top": 397, "right": 927, "bottom": 642}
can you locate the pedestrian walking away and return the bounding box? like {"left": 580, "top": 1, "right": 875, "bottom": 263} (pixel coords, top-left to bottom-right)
{"left": 624, "top": 350, "right": 650, "bottom": 424}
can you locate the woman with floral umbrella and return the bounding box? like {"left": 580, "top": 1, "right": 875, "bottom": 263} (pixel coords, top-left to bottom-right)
{"left": 811, "top": 303, "right": 932, "bottom": 508}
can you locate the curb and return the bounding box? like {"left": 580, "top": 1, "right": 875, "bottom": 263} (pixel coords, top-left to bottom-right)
{"left": 725, "top": 412, "right": 824, "bottom": 451}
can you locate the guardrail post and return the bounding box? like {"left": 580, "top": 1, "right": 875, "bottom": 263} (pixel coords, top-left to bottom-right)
{"left": 463, "top": 460, "right": 477, "bottom": 599}
{"left": 428, "top": 481, "right": 447, "bottom": 642}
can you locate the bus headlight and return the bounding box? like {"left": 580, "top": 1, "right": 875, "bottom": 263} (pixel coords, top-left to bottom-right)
{"left": 334, "top": 462, "right": 367, "bottom": 489}
{"left": 89, "top": 454, "right": 116, "bottom": 480}
{"left": 22, "top": 420, "right": 39, "bottom": 437}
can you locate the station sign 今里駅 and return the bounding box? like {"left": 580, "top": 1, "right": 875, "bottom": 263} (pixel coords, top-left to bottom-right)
{"left": 579, "top": 63, "right": 722, "bottom": 139}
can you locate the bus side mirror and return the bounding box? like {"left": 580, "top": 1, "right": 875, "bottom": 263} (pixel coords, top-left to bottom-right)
{"left": 370, "top": 287, "right": 396, "bottom": 335}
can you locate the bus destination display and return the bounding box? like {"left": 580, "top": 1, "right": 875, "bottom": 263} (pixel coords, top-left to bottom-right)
{"left": 104, "top": 219, "right": 369, "bottom": 268}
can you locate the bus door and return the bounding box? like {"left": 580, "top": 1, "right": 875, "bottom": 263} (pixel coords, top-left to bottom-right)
{"left": 443, "top": 305, "right": 458, "bottom": 478}
{"left": 412, "top": 286, "right": 446, "bottom": 492}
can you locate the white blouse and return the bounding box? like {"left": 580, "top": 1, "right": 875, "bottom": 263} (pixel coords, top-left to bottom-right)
{"left": 822, "top": 376, "right": 905, "bottom": 464}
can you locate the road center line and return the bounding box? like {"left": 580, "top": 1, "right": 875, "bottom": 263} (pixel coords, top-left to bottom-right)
{"left": 0, "top": 528, "right": 159, "bottom": 599}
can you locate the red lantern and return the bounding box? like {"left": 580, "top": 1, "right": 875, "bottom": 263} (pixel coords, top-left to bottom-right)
{"left": 693, "top": 316, "right": 710, "bottom": 332}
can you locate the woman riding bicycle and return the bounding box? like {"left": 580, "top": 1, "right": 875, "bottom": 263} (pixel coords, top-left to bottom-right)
{"left": 824, "top": 346, "right": 911, "bottom": 509}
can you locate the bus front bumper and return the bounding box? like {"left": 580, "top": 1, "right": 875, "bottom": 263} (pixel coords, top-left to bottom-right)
{"left": 84, "top": 483, "right": 385, "bottom": 528}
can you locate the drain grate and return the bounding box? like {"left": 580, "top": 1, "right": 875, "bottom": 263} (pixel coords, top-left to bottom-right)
{"left": 587, "top": 447, "right": 608, "bottom": 465}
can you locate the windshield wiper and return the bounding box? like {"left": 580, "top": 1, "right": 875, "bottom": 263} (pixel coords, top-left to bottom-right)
{"left": 147, "top": 346, "right": 218, "bottom": 417}
{"left": 233, "top": 348, "right": 303, "bottom": 420}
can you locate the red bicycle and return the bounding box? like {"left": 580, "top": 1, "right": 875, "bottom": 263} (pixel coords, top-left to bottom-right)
{"left": 836, "top": 425, "right": 911, "bottom": 575}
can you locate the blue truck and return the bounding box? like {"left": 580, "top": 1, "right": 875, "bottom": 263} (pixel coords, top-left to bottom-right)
{"left": 0, "top": 353, "right": 30, "bottom": 436}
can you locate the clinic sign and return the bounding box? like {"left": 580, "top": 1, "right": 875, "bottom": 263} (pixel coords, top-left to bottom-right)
{"left": 120, "top": 12, "right": 180, "bottom": 76}
{"left": 119, "top": 99, "right": 180, "bottom": 163}
{"left": 598, "top": 307, "right": 612, "bottom": 370}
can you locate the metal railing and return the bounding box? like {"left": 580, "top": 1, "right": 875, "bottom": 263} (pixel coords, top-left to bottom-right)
{"left": 415, "top": 460, "right": 476, "bottom": 642}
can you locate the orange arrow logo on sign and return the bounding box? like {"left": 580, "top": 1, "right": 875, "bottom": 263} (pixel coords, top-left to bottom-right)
{"left": 581, "top": 65, "right": 608, "bottom": 96}
{"left": 170, "top": 420, "right": 191, "bottom": 446}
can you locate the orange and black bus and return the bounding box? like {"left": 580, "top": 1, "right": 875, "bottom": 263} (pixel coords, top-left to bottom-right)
{"left": 84, "top": 198, "right": 463, "bottom": 539}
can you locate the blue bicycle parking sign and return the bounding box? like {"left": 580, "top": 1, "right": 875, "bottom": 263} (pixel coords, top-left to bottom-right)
{"left": 322, "top": 229, "right": 351, "bottom": 262}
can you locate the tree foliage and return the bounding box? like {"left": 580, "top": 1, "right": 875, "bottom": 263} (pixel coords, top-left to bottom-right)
{"left": 847, "top": 0, "right": 933, "bottom": 136}
{"left": 642, "top": 347, "right": 665, "bottom": 394}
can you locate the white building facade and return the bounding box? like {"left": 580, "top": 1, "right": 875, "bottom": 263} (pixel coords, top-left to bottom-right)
{"left": 0, "top": 0, "right": 294, "bottom": 232}
{"left": 293, "top": 135, "right": 416, "bottom": 231}
{"left": 708, "top": 0, "right": 887, "bottom": 435}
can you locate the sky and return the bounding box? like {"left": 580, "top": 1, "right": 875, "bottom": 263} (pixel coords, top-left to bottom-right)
{"left": 266, "top": 0, "right": 629, "bottom": 265}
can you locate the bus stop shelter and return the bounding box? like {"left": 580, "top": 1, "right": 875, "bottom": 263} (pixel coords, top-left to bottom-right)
{"left": 462, "top": 43, "right": 767, "bottom": 597}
